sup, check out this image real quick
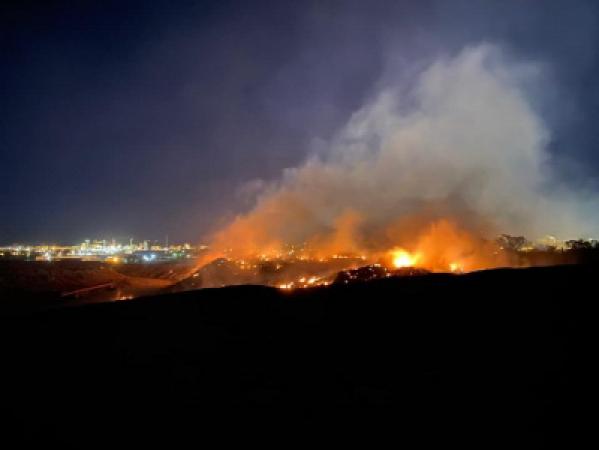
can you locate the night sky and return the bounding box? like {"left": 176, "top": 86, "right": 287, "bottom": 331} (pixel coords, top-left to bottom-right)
{"left": 2, "top": 0, "right": 599, "bottom": 244}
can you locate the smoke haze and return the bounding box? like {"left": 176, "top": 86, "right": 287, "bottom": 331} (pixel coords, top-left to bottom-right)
{"left": 4, "top": 1, "right": 599, "bottom": 243}
{"left": 208, "top": 44, "right": 599, "bottom": 269}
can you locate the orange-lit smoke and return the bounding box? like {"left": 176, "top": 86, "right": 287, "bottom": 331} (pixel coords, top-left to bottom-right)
{"left": 205, "top": 209, "right": 508, "bottom": 273}
{"left": 407, "top": 219, "right": 507, "bottom": 271}
{"left": 200, "top": 44, "right": 598, "bottom": 273}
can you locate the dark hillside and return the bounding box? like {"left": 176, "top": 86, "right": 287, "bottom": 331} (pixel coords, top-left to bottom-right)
{"left": 1, "top": 264, "right": 597, "bottom": 448}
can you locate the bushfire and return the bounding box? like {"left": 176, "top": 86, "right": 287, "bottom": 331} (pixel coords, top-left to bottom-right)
{"left": 183, "top": 220, "right": 511, "bottom": 292}
{"left": 390, "top": 248, "right": 420, "bottom": 269}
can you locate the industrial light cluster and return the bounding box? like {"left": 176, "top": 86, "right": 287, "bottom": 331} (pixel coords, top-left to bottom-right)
{"left": 0, "top": 239, "right": 208, "bottom": 263}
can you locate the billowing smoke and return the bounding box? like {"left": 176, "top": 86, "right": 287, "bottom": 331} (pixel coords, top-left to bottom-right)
{"left": 206, "top": 44, "right": 599, "bottom": 271}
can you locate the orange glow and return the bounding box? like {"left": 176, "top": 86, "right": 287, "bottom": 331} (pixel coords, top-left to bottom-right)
{"left": 411, "top": 219, "right": 507, "bottom": 272}
{"left": 390, "top": 248, "right": 420, "bottom": 268}
{"left": 449, "top": 262, "right": 461, "bottom": 272}
{"left": 196, "top": 211, "right": 514, "bottom": 289}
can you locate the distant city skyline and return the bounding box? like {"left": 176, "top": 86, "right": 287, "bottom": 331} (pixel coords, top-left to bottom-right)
{"left": 0, "top": 237, "right": 206, "bottom": 264}
{"left": 1, "top": 238, "right": 191, "bottom": 246}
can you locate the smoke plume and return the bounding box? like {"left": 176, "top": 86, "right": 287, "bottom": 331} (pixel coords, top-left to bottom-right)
{"left": 207, "top": 44, "right": 599, "bottom": 271}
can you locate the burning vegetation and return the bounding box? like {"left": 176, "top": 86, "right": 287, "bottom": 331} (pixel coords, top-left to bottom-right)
{"left": 177, "top": 218, "right": 516, "bottom": 291}
{"left": 182, "top": 45, "right": 599, "bottom": 292}
{"left": 175, "top": 231, "right": 599, "bottom": 292}
{"left": 179, "top": 216, "right": 514, "bottom": 291}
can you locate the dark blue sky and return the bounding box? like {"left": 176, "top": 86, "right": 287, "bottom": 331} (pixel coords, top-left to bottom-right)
{"left": 2, "top": 0, "right": 599, "bottom": 244}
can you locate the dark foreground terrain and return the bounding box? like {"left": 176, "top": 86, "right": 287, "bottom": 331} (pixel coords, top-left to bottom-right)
{"left": 1, "top": 264, "right": 597, "bottom": 448}
{"left": 0, "top": 260, "right": 195, "bottom": 310}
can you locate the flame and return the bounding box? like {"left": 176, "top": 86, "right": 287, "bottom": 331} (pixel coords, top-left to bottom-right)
{"left": 196, "top": 215, "right": 513, "bottom": 290}
{"left": 390, "top": 248, "right": 420, "bottom": 268}
{"left": 449, "top": 262, "right": 462, "bottom": 272}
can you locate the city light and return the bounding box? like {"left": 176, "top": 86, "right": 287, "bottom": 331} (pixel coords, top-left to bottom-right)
{"left": 0, "top": 239, "right": 206, "bottom": 263}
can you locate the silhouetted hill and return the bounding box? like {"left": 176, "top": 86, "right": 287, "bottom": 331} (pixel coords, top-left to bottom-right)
{"left": 0, "top": 260, "right": 179, "bottom": 311}
{"left": 1, "top": 264, "right": 596, "bottom": 448}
